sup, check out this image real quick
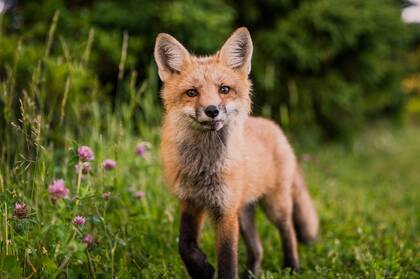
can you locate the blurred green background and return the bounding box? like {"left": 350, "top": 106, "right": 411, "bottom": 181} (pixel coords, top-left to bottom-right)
{"left": 0, "top": 1, "right": 419, "bottom": 278}
{"left": 1, "top": 0, "right": 420, "bottom": 144}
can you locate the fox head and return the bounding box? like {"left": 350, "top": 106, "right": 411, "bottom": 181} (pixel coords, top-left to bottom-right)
{"left": 154, "top": 27, "right": 253, "bottom": 132}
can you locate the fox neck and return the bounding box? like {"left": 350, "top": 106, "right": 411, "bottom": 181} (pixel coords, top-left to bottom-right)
{"left": 173, "top": 118, "right": 243, "bottom": 211}
{"left": 179, "top": 128, "right": 229, "bottom": 164}
{"left": 176, "top": 116, "right": 244, "bottom": 161}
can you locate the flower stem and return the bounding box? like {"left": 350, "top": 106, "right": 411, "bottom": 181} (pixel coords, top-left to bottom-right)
{"left": 4, "top": 202, "right": 8, "bottom": 256}
{"left": 75, "top": 159, "right": 83, "bottom": 207}
{"left": 86, "top": 249, "right": 96, "bottom": 278}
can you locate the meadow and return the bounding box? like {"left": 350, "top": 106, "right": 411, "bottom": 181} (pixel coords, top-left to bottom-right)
{"left": 1, "top": 113, "right": 419, "bottom": 278}
{"left": 0, "top": 5, "right": 419, "bottom": 278}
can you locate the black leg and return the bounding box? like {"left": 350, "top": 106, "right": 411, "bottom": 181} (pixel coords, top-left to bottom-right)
{"left": 179, "top": 202, "right": 215, "bottom": 279}
{"left": 239, "top": 204, "right": 263, "bottom": 279}
{"left": 278, "top": 219, "right": 300, "bottom": 272}
{"left": 261, "top": 192, "right": 300, "bottom": 273}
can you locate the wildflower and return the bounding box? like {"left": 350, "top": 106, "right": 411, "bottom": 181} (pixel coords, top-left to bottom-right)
{"left": 135, "top": 142, "right": 150, "bottom": 156}
{"left": 78, "top": 146, "right": 94, "bottom": 161}
{"left": 102, "top": 159, "right": 116, "bottom": 171}
{"left": 134, "top": 191, "right": 145, "bottom": 200}
{"left": 75, "top": 162, "right": 92, "bottom": 175}
{"left": 83, "top": 234, "right": 94, "bottom": 246}
{"left": 48, "top": 179, "right": 69, "bottom": 200}
{"left": 102, "top": 192, "right": 111, "bottom": 200}
{"left": 73, "top": 215, "right": 86, "bottom": 226}
{"left": 14, "top": 202, "right": 28, "bottom": 218}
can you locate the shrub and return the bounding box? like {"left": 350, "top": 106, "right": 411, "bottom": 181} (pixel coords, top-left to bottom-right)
{"left": 0, "top": 0, "right": 413, "bottom": 143}
{"left": 233, "top": 0, "right": 408, "bottom": 139}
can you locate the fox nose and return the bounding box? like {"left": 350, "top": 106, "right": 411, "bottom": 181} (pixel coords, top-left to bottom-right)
{"left": 204, "top": 105, "right": 219, "bottom": 118}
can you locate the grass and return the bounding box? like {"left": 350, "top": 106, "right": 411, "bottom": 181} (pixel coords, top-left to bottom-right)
{"left": 1, "top": 120, "right": 419, "bottom": 278}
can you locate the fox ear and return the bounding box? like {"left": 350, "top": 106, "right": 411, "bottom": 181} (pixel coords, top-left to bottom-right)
{"left": 154, "top": 33, "right": 191, "bottom": 81}
{"left": 219, "top": 27, "right": 253, "bottom": 75}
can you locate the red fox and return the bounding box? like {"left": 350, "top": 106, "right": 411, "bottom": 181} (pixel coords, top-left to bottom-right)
{"left": 154, "top": 27, "right": 319, "bottom": 279}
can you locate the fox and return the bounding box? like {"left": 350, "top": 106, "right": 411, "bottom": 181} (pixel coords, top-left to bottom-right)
{"left": 154, "top": 27, "right": 319, "bottom": 279}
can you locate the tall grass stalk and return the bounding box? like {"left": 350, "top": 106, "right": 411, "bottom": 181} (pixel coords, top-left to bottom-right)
{"left": 59, "top": 77, "right": 71, "bottom": 126}
{"left": 44, "top": 11, "right": 60, "bottom": 59}
{"left": 118, "top": 31, "right": 129, "bottom": 82}
{"left": 83, "top": 28, "right": 95, "bottom": 64}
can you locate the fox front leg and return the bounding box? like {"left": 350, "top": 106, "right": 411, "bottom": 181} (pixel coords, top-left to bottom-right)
{"left": 179, "top": 202, "right": 215, "bottom": 279}
{"left": 215, "top": 211, "right": 240, "bottom": 279}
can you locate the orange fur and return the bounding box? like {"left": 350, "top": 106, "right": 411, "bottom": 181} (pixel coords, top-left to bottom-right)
{"left": 155, "top": 27, "right": 318, "bottom": 279}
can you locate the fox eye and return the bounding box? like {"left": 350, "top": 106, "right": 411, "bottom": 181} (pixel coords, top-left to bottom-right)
{"left": 219, "top": 85, "right": 230, "bottom": 94}
{"left": 186, "top": 89, "right": 198, "bottom": 97}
